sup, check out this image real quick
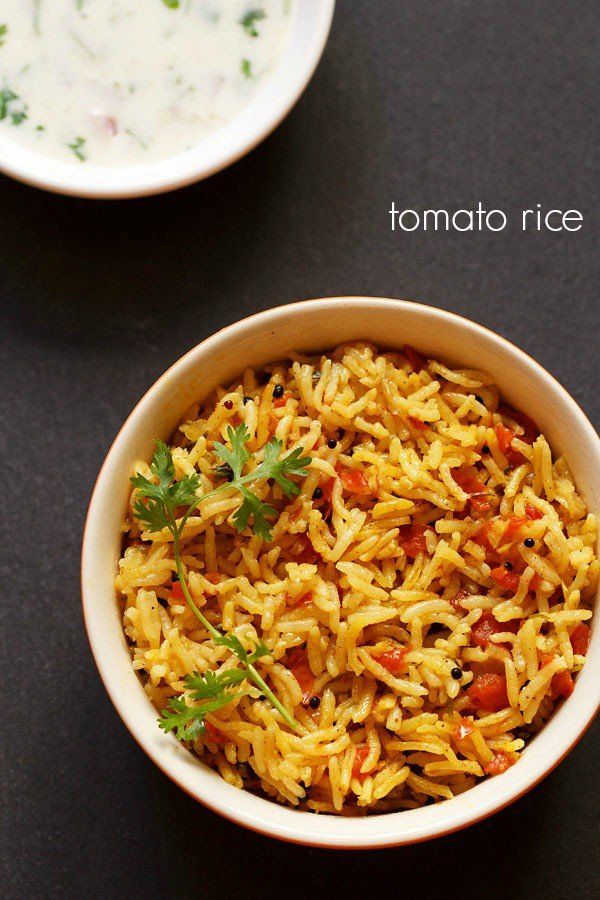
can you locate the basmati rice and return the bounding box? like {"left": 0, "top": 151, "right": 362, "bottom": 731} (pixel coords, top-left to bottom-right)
{"left": 116, "top": 342, "right": 597, "bottom": 813}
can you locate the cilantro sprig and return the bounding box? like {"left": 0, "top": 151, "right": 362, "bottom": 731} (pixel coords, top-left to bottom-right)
{"left": 240, "top": 9, "right": 266, "bottom": 37}
{"left": 159, "top": 669, "right": 251, "bottom": 741}
{"left": 0, "top": 87, "right": 27, "bottom": 125}
{"left": 67, "top": 136, "right": 86, "bottom": 161}
{"left": 131, "top": 423, "right": 311, "bottom": 734}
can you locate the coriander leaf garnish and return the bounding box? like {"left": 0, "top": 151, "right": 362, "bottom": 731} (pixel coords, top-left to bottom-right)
{"left": 159, "top": 691, "right": 242, "bottom": 741}
{"left": 241, "top": 58, "right": 253, "bottom": 78}
{"left": 240, "top": 8, "right": 266, "bottom": 37}
{"left": 10, "top": 106, "right": 28, "bottom": 126}
{"left": 0, "top": 24, "right": 8, "bottom": 48}
{"left": 131, "top": 439, "right": 201, "bottom": 533}
{"left": 0, "top": 87, "right": 18, "bottom": 121}
{"left": 234, "top": 488, "right": 277, "bottom": 542}
{"left": 158, "top": 669, "right": 252, "bottom": 740}
{"left": 162, "top": 0, "right": 180, "bottom": 8}
{"left": 159, "top": 696, "right": 210, "bottom": 741}
{"left": 186, "top": 668, "right": 249, "bottom": 696}
{"left": 131, "top": 424, "right": 311, "bottom": 733}
{"left": 253, "top": 441, "right": 311, "bottom": 498}
{"left": 0, "top": 86, "right": 28, "bottom": 126}
{"left": 67, "top": 136, "right": 86, "bottom": 161}
{"left": 213, "top": 422, "right": 251, "bottom": 480}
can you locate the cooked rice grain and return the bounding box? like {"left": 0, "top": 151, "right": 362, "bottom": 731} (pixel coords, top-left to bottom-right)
{"left": 117, "top": 343, "right": 597, "bottom": 814}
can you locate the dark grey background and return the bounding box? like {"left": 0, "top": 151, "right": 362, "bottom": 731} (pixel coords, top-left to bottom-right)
{"left": 1, "top": 2, "right": 598, "bottom": 898}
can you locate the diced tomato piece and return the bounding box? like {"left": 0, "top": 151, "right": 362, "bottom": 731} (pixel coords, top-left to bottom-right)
{"left": 473, "top": 521, "right": 494, "bottom": 554}
{"left": 337, "top": 466, "right": 371, "bottom": 495}
{"left": 398, "top": 523, "right": 430, "bottom": 559}
{"left": 540, "top": 656, "right": 575, "bottom": 700}
{"left": 374, "top": 645, "right": 410, "bottom": 675}
{"left": 452, "top": 717, "right": 476, "bottom": 742}
{"left": 495, "top": 424, "right": 515, "bottom": 455}
{"left": 551, "top": 670, "right": 574, "bottom": 700}
{"left": 484, "top": 751, "right": 514, "bottom": 776}
{"left": 494, "top": 424, "right": 525, "bottom": 468}
{"left": 288, "top": 590, "right": 314, "bottom": 608}
{"left": 470, "top": 494, "right": 494, "bottom": 516}
{"left": 490, "top": 566, "right": 521, "bottom": 593}
{"left": 502, "top": 516, "right": 528, "bottom": 542}
{"left": 570, "top": 623, "right": 590, "bottom": 657}
{"left": 273, "top": 392, "right": 291, "bottom": 408}
{"left": 170, "top": 581, "right": 185, "bottom": 600}
{"left": 321, "top": 477, "right": 336, "bottom": 502}
{"left": 529, "top": 573, "right": 542, "bottom": 592}
{"left": 352, "top": 744, "right": 371, "bottom": 781}
{"left": 467, "top": 673, "right": 509, "bottom": 711}
{"left": 471, "top": 612, "right": 519, "bottom": 648}
{"left": 204, "top": 721, "right": 225, "bottom": 745}
{"left": 287, "top": 647, "right": 307, "bottom": 666}
{"left": 287, "top": 648, "right": 315, "bottom": 704}
{"left": 525, "top": 502, "right": 543, "bottom": 521}
{"left": 408, "top": 415, "right": 428, "bottom": 431}
{"left": 403, "top": 344, "right": 426, "bottom": 372}
{"left": 476, "top": 658, "right": 506, "bottom": 677}
{"left": 453, "top": 468, "right": 492, "bottom": 515}
{"left": 204, "top": 573, "right": 221, "bottom": 584}
{"left": 293, "top": 534, "right": 319, "bottom": 565}
{"left": 453, "top": 467, "right": 486, "bottom": 495}
{"left": 450, "top": 588, "right": 469, "bottom": 610}
{"left": 498, "top": 405, "right": 539, "bottom": 444}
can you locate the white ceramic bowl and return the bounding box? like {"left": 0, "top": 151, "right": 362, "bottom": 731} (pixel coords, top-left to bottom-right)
{"left": 0, "top": 2, "right": 334, "bottom": 199}
{"left": 82, "top": 297, "right": 599, "bottom": 848}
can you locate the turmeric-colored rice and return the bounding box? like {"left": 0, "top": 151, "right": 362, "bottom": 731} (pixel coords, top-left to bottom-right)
{"left": 116, "top": 342, "right": 597, "bottom": 813}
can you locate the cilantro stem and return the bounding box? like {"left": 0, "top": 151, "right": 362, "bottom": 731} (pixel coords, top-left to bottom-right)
{"left": 131, "top": 427, "right": 309, "bottom": 735}
{"left": 182, "top": 466, "right": 281, "bottom": 509}
{"left": 173, "top": 516, "right": 298, "bottom": 730}
{"left": 172, "top": 529, "right": 220, "bottom": 641}
{"left": 246, "top": 661, "right": 297, "bottom": 729}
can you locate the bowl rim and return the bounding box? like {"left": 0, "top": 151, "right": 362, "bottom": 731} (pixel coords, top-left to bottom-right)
{"left": 81, "top": 296, "right": 600, "bottom": 848}
{"left": 0, "top": 0, "right": 335, "bottom": 199}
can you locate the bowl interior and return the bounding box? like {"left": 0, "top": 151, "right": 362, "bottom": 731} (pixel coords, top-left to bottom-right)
{"left": 82, "top": 298, "right": 599, "bottom": 847}
{"left": 0, "top": 1, "right": 334, "bottom": 198}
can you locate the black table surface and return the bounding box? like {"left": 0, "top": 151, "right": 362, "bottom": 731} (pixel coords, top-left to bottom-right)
{"left": 1, "top": 2, "right": 598, "bottom": 898}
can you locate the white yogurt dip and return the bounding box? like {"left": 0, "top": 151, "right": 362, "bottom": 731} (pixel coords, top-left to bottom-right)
{"left": 0, "top": 1, "right": 292, "bottom": 165}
